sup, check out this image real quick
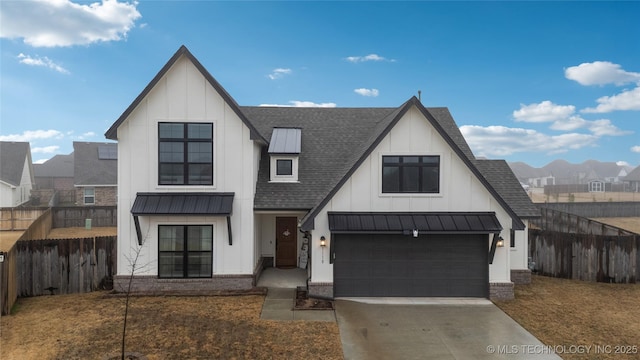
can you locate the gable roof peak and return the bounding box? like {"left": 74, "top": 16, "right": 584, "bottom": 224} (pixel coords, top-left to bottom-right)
{"left": 104, "top": 45, "right": 266, "bottom": 143}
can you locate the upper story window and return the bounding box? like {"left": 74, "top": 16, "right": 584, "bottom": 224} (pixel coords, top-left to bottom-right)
{"left": 159, "top": 123, "right": 213, "bottom": 185}
{"left": 382, "top": 155, "right": 440, "bottom": 193}
{"left": 268, "top": 128, "right": 301, "bottom": 183}
{"left": 276, "top": 159, "right": 293, "bottom": 176}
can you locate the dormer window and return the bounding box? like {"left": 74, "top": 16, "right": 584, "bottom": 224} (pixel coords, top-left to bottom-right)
{"left": 268, "top": 128, "right": 301, "bottom": 183}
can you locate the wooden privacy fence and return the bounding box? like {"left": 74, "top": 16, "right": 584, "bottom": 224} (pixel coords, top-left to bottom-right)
{"left": 52, "top": 206, "right": 117, "bottom": 228}
{"left": 530, "top": 230, "right": 639, "bottom": 283}
{"left": 15, "top": 236, "right": 116, "bottom": 298}
{"left": 0, "top": 245, "right": 18, "bottom": 315}
{"left": 529, "top": 208, "right": 639, "bottom": 283}
{"left": 0, "top": 207, "right": 47, "bottom": 231}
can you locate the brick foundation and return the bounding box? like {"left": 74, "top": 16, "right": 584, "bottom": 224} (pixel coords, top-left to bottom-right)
{"left": 308, "top": 282, "right": 333, "bottom": 299}
{"left": 113, "top": 274, "right": 255, "bottom": 294}
{"left": 489, "top": 282, "right": 514, "bottom": 300}
{"left": 511, "top": 269, "right": 532, "bottom": 285}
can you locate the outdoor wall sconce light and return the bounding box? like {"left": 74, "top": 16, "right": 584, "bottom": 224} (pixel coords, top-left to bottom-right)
{"left": 412, "top": 229, "right": 419, "bottom": 238}
{"left": 320, "top": 236, "right": 326, "bottom": 247}
{"left": 496, "top": 236, "right": 505, "bottom": 247}
{"left": 0, "top": 251, "right": 5, "bottom": 263}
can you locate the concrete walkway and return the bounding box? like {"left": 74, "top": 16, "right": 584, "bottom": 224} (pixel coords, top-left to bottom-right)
{"left": 259, "top": 287, "right": 336, "bottom": 322}
{"left": 336, "top": 299, "right": 562, "bottom": 360}
{"left": 257, "top": 267, "right": 335, "bottom": 322}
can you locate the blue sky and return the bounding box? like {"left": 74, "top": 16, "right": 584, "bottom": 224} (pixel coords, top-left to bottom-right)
{"left": 1, "top": 1, "right": 639, "bottom": 168}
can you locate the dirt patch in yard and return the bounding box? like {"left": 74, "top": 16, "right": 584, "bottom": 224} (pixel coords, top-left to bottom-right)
{"left": 0, "top": 292, "right": 343, "bottom": 360}
{"left": 494, "top": 275, "right": 640, "bottom": 360}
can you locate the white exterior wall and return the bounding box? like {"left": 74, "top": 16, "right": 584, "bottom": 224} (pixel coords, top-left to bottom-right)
{"left": 116, "top": 55, "right": 257, "bottom": 276}
{"left": 310, "top": 106, "right": 512, "bottom": 284}
{"left": 510, "top": 219, "right": 530, "bottom": 270}
{"left": 0, "top": 158, "right": 33, "bottom": 207}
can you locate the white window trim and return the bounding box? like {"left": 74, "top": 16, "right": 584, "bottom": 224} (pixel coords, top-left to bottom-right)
{"left": 270, "top": 155, "right": 299, "bottom": 182}
{"left": 378, "top": 152, "right": 444, "bottom": 198}
{"left": 84, "top": 187, "right": 95, "bottom": 205}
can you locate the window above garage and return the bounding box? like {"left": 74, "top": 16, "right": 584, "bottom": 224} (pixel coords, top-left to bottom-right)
{"left": 268, "top": 128, "right": 301, "bottom": 183}
{"left": 382, "top": 155, "right": 440, "bottom": 194}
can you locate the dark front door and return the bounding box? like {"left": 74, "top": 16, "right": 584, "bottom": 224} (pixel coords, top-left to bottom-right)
{"left": 276, "top": 217, "right": 298, "bottom": 267}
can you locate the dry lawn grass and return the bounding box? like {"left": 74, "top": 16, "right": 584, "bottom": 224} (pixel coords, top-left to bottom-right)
{"left": 591, "top": 217, "right": 640, "bottom": 234}
{"left": 495, "top": 275, "right": 640, "bottom": 360}
{"left": 46, "top": 226, "right": 117, "bottom": 239}
{"left": 0, "top": 292, "right": 343, "bottom": 360}
{"left": 529, "top": 190, "right": 640, "bottom": 203}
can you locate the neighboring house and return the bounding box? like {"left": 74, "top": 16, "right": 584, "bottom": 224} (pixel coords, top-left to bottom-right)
{"left": 0, "top": 141, "right": 34, "bottom": 207}
{"left": 624, "top": 166, "right": 640, "bottom": 192}
{"left": 33, "top": 153, "right": 75, "bottom": 191}
{"left": 105, "top": 46, "right": 539, "bottom": 300}
{"left": 73, "top": 142, "right": 117, "bottom": 206}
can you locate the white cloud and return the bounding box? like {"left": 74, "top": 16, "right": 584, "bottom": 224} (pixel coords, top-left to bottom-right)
{"left": 587, "top": 119, "right": 633, "bottom": 136}
{"left": 616, "top": 161, "right": 630, "bottom": 167}
{"left": 513, "top": 101, "right": 575, "bottom": 123}
{"left": 460, "top": 125, "right": 599, "bottom": 157}
{"left": 632, "top": 146, "right": 640, "bottom": 153}
{"left": 17, "top": 53, "right": 69, "bottom": 74}
{"left": 267, "top": 68, "right": 292, "bottom": 80}
{"left": 582, "top": 86, "right": 640, "bottom": 113}
{"left": 565, "top": 61, "right": 640, "bottom": 86}
{"left": 34, "top": 158, "right": 49, "bottom": 164}
{"left": 354, "top": 88, "right": 379, "bottom": 97}
{"left": 32, "top": 145, "right": 60, "bottom": 154}
{"left": 0, "top": 129, "right": 63, "bottom": 141}
{"left": 0, "top": 0, "right": 142, "bottom": 47}
{"left": 259, "top": 101, "right": 337, "bottom": 108}
{"left": 345, "top": 54, "right": 393, "bottom": 63}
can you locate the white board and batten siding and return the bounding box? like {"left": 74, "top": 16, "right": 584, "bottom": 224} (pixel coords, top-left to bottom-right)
{"left": 310, "top": 106, "right": 513, "bottom": 284}
{"left": 116, "top": 55, "right": 259, "bottom": 276}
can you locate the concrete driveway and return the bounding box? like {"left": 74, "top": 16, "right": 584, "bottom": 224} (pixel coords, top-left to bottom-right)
{"left": 335, "top": 299, "right": 562, "bottom": 360}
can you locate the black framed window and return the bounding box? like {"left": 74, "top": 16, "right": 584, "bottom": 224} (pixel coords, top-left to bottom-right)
{"left": 159, "top": 123, "right": 213, "bottom": 185}
{"left": 276, "top": 159, "right": 293, "bottom": 176}
{"left": 382, "top": 155, "right": 440, "bottom": 193}
{"left": 158, "top": 225, "right": 212, "bottom": 278}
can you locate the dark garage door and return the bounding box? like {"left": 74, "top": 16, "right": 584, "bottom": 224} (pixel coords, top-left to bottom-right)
{"left": 334, "top": 234, "right": 488, "bottom": 297}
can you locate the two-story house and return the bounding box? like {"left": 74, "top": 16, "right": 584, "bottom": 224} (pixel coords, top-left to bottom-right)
{"left": 106, "top": 46, "right": 539, "bottom": 300}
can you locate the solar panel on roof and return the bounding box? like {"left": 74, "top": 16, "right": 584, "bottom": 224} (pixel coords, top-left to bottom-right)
{"left": 98, "top": 144, "right": 117, "bottom": 159}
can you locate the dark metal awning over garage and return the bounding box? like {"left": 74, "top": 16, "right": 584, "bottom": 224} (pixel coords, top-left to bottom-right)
{"left": 131, "top": 192, "right": 234, "bottom": 245}
{"left": 328, "top": 212, "right": 502, "bottom": 234}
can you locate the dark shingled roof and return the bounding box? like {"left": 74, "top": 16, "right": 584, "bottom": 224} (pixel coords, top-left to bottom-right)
{"left": 473, "top": 159, "right": 540, "bottom": 219}
{"left": 624, "top": 166, "right": 640, "bottom": 181}
{"left": 131, "top": 192, "right": 234, "bottom": 215}
{"left": 0, "top": 141, "right": 31, "bottom": 186}
{"left": 34, "top": 153, "right": 74, "bottom": 178}
{"left": 73, "top": 142, "right": 117, "bottom": 186}
{"left": 244, "top": 106, "right": 399, "bottom": 211}
{"left": 328, "top": 212, "right": 502, "bottom": 234}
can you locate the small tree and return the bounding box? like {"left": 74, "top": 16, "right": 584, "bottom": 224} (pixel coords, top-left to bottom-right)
{"left": 115, "top": 228, "right": 153, "bottom": 360}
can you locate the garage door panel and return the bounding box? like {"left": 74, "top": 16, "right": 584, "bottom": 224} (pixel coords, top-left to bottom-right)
{"left": 334, "top": 234, "right": 488, "bottom": 297}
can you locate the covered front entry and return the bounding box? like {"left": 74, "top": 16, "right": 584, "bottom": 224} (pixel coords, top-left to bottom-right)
{"left": 328, "top": 212, "right": 501, "bottom": 298}
{"left": 333, "top": 234, "right": 488, "bottom": 297}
